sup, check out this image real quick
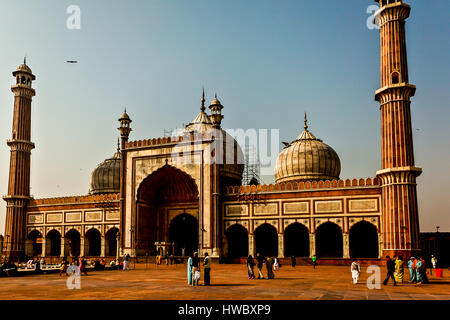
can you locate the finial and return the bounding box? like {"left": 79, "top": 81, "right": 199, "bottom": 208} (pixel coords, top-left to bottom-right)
{"left": 215, "top": 92, "right": 217, "bottom": 99}
{"left": 24, "top": 55, "right": 27, "bottom": 65}
{"left": 201, "top": 88, "right": 206, "bottom": 111}
{"left": 304, "top": 112, "right": 308, "bottom": 131}
{"left": 124, "top": 107, "right": 127, "bottom": 113}
{"left": 117, "top": 137, "right": 120, "bottom": 152}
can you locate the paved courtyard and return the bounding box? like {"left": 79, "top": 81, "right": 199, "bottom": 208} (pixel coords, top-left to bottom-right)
{"left": 0, "top": 263, "right": 449, "bottom": 300}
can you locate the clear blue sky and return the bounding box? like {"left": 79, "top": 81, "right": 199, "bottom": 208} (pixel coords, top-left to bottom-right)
{"left": 0, "top": 0, "right": 449, "bottom": 232}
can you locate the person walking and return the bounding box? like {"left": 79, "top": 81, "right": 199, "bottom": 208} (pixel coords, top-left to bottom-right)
{"left": 266, "top": 257, "right": 275, "bottom": 279}
{"left": 34, "top": 257, "right": 41, "bottom": 274}
{"left": 394, "top": 256, "right": 404, "bottom": 283}
{"left": 407, "top": 257, "right": 416, "bottom": 283}
{"left": 256, "top": 253, "right": 265, "bottom": 279}
{"left": 273, "top": 257, "right": 279, "bottom": 271}
{"left": 187, "top": 254, "right": 193, "bottom": 285}
{"left": 203, "top": 252, "right": 211, "bottom": 286}
{"left": 415, "top": 257, "right": 424, "bottom": 284}
{"left": 247, "top": 255, "right": 255, "bottom": 279}
{"left": 79, "top": 257, "right": 88, "bottom": 276}
{"left": 312, "top": 255, "right": 317, "bottom": 269}
{"left": 123, "top": 253, "right": 130, "bottom": 271}
{"left": 350, "top": 259, "right": 361, "bottom": 284}
{"left": 382, "top": 256, "right": 396, "bottom": 286}
{"left": 418, "top": 257, "right": 428, "bottom": 284}
{"left": 431, "top": 255, "right": 437, "bottom": 275}
{"left": 291, "top": 255, "right": 296, "bottom": 268}
{"left": 192, "top": 252, "right": 200, "bottom": 286}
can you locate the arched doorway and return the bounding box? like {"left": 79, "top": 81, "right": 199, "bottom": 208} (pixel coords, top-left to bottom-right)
{"left": 169, "top": 213, "right": 198, "bottom": 256}
{"left": 105, "top": 228, "right": 119, "bottom": 257}
{"left": 28, "top": 230, "right": 43, "bottom": 257}
{"left": 255, "top": 223, "right": 278, "bottom": 257}
{"left": 225, "top": 224, "right": 248, "bottom": 258}
{"left": 137, "top": 165, "right": 199, "bottom": 255}
{"left": 85, "top": 228, "right": 101, "bottom": 257}
{"left": 284, "top": 223, "right": 309, "bottom": 257}
{"left": 315, "top": 222, "right": 343, "bottom": 258}
{"left": 65, "top": 229, "right": 81, "bottom": 257}
{"left": 46, "top": 230, "right": 61, "bottom": 257}
{"left": 350, "top": 221, "right": 379, "bottom": 258}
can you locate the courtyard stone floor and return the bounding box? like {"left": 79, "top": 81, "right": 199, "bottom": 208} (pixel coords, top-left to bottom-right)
{"left": 0, "top": 263, "right": 449, "bottom": 300}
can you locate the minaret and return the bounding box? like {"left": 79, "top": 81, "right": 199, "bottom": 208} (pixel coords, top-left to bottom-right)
{"left": 118, "top": 109, "right": 132, "bottom": 256}
{"left": 3, "top": 60, "right": 36, "bottom": 260}
{"left": 374, "top": 0, "right": 422, "bottom": 258}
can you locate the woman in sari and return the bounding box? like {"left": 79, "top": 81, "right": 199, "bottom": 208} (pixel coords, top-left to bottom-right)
{"left": 394, "top": 256, "right": 404, "bottom": 283}
{"left": 187, "top": 254, "right": 193, "bottom": 285}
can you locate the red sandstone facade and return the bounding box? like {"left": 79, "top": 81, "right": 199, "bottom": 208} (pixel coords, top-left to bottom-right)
{"left": 2, "top": 0, "right": 421, "bottom": 263}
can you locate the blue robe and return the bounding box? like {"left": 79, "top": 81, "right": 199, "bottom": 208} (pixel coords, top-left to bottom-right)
{"left": 407, "top": 260, "right": 416, "bottom": 282}
{"left": 415, "top": 260, "right": 423, "bottom": 283}
{"left": 187, "top": 257, "right": 193, "bottom": 285}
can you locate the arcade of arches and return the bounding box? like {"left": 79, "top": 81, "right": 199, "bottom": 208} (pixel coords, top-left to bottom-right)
{"left": 136, "top": 165, "right": 199, "bottom": 256}
{"left": 225, "top": 221, "right": 380, "bottom": 259}
{"left": 24, "top": 227, "right": 120, "bottom": 258}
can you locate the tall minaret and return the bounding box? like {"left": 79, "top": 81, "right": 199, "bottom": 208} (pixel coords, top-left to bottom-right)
{"left": 118, "top": 109, "right": 131, "bottom": 256}
{"left": 374, "top": 0, "right": 422, "bottom": 258}
{"left": 3, "top": 60, "right": 36, "bottom": 260}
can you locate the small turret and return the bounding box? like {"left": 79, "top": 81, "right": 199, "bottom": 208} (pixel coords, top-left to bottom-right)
{"left": 208, "top": 93, "right": 224, "bottom": 128}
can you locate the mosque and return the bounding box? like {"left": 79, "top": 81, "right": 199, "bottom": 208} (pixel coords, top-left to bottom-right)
{"left": 3, "top": 0, "right": 422, "bottom": 263}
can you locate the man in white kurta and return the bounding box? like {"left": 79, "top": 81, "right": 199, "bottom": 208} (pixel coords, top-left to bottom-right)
{"left": 351, "top": 260, "right": 361, "bottom": 284}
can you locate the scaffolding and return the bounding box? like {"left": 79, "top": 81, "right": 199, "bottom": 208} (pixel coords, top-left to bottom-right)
{"left": 163, "top": 123, "right": 185, "bottom": 138}
{"left": 242, "top": 144, "right": 261, "bottom": 186}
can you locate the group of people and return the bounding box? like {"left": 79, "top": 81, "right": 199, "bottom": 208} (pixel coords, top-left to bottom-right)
{"left": 187, "top": 252, "right": 211, "bottom": 286}
{"left": 383, "top": 255, "right": 433, "bottom": 286}
{"left": 246, "top": 253, "right": 283, "bottom": 279}
{"left": 347, "top": 255, "right": 437, "bottom": 286}
{"left": 59, "top": 256, "right": 89, "bottom": 276}
{"left": 156, "top": 253, "right": 176, "bottom": 266}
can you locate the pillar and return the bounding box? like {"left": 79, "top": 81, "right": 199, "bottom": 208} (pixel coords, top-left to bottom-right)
{"left": 60, "top": 238, "right": 65, "bottom": 258}
{"left": 309, "top": 233, "right": 316, "bottom": 258}
{"left": 343, "top": 233, "right": 350, "bottom": 259}
{"left": 378, "top": 233, "right": 383, "bottom": 259}
{"left": 278, "top": 233, "right": 284, "bottom": 258}
{"left": 248, "top": 234, "right": 255, "bottom": 256}
{"left": 101, "top": 236, "right": 106, "bottom": 257}
{"left": 41, "top": 237, "right": 47, "bottom": 257}
{"left": 80, "top": 237, "right": 85, "bottom": 257}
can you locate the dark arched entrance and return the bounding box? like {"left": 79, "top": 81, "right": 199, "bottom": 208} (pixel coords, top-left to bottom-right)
{"left": 169, "top": 213, "right": 198, "bottom": 256}
{"left": 315, "top": 222, "right": 343, "bottom": 258}
{"left": 350, "top": 221, "right": 379, "bottom": 258}
{"left": 46, "top": 230, "right": 61, "bottom": 257}
{"left": 86, "top": 229, "right": 101, "bottom": 257}
{"left": 137, "top": 165, "right": 199, "bottom": 256}
{"left": 65, "top": 229, "right": 81, "bottom": 257}
{"left": 28, "top": 230, "right": 43, "bottom": 257}
{"left": 106, "top": 228, "right": 119, "bottom": 257}
{"left": 284, "top": 223, "right": 309, "bottom": 257}
{"left": 226, "top": 224, "right": 248, "bottom": 258}
{"left": 255, "top": 223, "right": 278, "bottom": 257}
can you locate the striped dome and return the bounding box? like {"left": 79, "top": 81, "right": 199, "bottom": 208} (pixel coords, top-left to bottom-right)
{"left": 274, "top": 119, "right": 340, "bottom": 183}
{"left": 90, "top": 151, "right": 121, "bottom": 194}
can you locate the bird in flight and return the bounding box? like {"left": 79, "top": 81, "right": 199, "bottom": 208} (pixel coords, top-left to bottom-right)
{"left": 66, "top": 60, "right": 78, "bottom": 63}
